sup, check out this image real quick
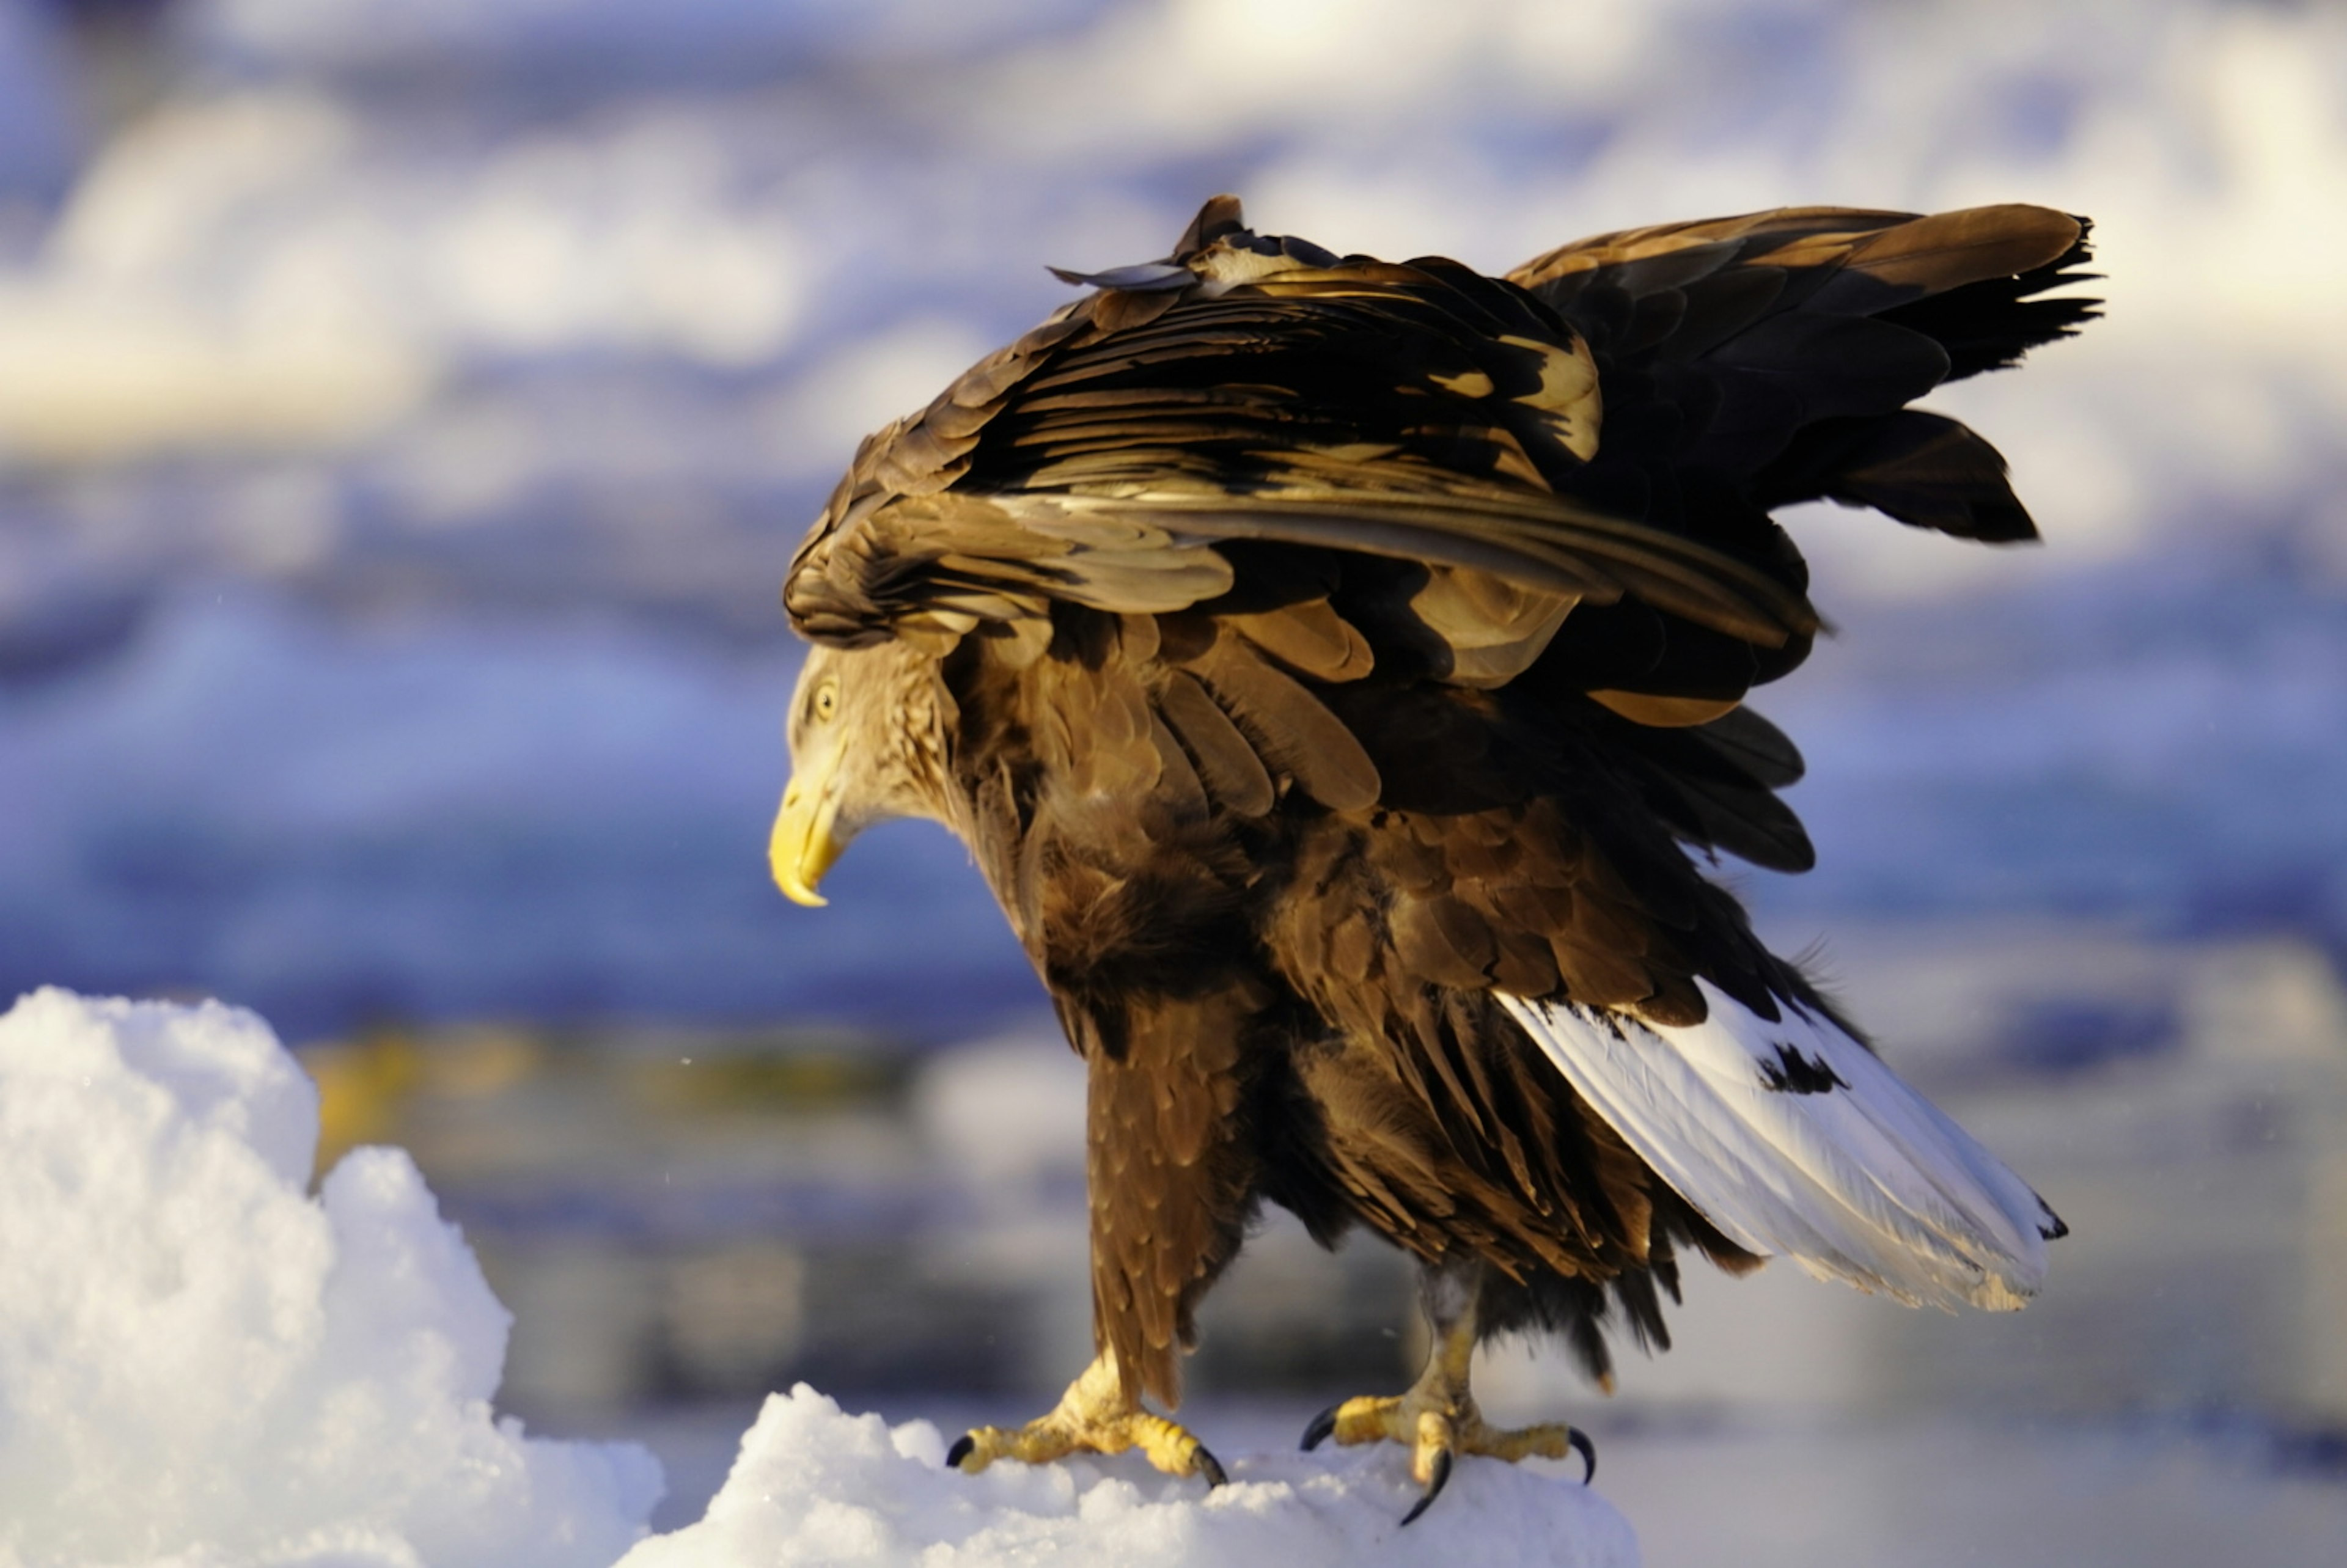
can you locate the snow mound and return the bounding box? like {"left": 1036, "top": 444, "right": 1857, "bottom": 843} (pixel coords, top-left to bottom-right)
{"left": 621, "top": 1385, "right": 1637, "bottom": 1568}
{"left": 0, "top": 986, "right": 1636, "bottom": 1566}
{"left": 0, "top": 987, "right": 663, "bottom": 1568}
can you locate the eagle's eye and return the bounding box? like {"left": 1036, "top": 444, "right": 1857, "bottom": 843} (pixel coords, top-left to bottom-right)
{"left": 812, "top": 681, "right": 840, "bottom": 722}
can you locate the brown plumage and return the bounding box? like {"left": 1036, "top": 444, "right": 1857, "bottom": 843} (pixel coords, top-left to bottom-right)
{"left": 772, "top": 196, "right": 2096, "bottom": 1422}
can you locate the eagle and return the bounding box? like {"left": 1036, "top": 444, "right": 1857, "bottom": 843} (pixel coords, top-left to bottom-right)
{"left": 770, "top": 196, "right": 2095, "bottom": 1519}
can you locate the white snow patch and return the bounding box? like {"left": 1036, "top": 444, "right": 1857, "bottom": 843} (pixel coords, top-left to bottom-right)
{"left": 0, "top": 987, "right": 663, "bottom": 1568}
{"left": 622, "top": 1384, "right": 1637, "bottom": 1568}
{"left": 0, "top": 987, "right": 1639, "bottom": 1566}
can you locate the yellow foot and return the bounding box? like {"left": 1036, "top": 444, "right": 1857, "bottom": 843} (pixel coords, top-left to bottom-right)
{"left": 1301, "top": 1392, "right": 1593, "bottom": 1524}
{"left": 945, "top": 1353, "right": 1226, "bottom": 1488}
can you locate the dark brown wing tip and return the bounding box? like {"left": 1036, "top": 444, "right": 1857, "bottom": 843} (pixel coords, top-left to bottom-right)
{"left": 2050, "top": 213, "right": 2099, "bottom": 288}
{"left": 1979, "top": 202, "right": 2085, "bottom": 264}
{"left": 1175, "top": 194, "right": 1247, "bottom": 260}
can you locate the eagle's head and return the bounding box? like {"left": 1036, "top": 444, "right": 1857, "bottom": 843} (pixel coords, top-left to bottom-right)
{"left": 768, "top": 639, "right": 955, "bottom": 907}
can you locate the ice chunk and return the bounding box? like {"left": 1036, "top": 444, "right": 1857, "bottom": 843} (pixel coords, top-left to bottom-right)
{"left": 623, "top": 1384, "right": 1637, "bottom": 1568}
{"left": 0, "top": 988, "right": 663, "bottom": 1568}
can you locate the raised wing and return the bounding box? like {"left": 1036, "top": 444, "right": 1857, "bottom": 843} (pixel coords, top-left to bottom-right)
{"left": 784, "top": 199, "right": 1818, "bottom": 678}
{"left": 1510, "top": 203, "right": 2099, "bottom": 539}
{"left": 787, "top": 199, "right": 2093, "bottom": 731}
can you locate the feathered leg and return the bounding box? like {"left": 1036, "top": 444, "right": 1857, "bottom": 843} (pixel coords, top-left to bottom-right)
{"left": 941, "top": 986, "right": 1257, "bottom": 1490}
{"left": 1301, "top": 1257, "right": 1594, "bottom": 1523}
{"left": 946, "top": 1346, "right": 1226, "bottom": 1485}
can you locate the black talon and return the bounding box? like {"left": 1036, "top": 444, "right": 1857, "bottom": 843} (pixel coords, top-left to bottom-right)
{"left": 945, "top": 1434, "right": 975, "bottom": 1470}
{"left": 1399, "top": 1447, "right": 1453, "bottom": 1526}
{"left": 1194, "top": 1444, "right": 1229, "bottom": 1489}
{"left": 1299, "top": 1403, "right": 1341, "bottom": 1452}
{"left": 1568, "top": 1427, "right": 1596, "bottom": 1484}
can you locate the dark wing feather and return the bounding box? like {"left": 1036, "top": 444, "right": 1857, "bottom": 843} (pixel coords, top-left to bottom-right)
{"left": 786, "top": 245, "right": 1821, "bottom": 662}
{"left": 1156, "top": 669, "right": 1274, "bottom": 817}
{"left": 1510, "top": 203, "right": 2098, "bottom": 544}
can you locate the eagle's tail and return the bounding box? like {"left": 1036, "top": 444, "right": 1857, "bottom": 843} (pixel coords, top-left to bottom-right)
{"left": 1500, "top": 982, "right": 2063, "bottom": 1311}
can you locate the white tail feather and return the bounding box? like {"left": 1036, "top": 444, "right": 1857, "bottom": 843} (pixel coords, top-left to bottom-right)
{"left": 1502, "top": 981, "right": 2059, "bottom": 1311}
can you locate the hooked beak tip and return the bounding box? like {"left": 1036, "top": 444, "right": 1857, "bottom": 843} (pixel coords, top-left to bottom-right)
{"left": 769, "top": 777, "right": 844, "bottom": 908}
{"left": 776, "top": 876, "right": 829, "bottom": 909}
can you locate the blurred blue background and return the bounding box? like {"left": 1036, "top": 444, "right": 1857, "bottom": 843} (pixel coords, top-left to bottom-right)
{"left": 4, "top": 0, "right": 2343, "bottom": 1042}
{"left": 4, "top": 4, "right": 2346, "bottom": 1559}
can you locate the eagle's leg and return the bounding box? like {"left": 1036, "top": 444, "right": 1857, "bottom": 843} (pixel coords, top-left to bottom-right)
{"left": 1301, "top": 1259, "right": 1594, "bottom": 1523}
{"left": 945, "top": 1347, "right": 1227, "bottom": 1487}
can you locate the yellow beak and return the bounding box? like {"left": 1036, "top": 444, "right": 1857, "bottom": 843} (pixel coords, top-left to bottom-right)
{"left": 768, "top": 772, "right": 845, "bottom": 907}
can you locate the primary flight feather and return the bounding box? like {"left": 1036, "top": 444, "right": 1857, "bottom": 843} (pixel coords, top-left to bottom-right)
{"left": 770, "top": 195, "right": 2096, "bottom": 1514}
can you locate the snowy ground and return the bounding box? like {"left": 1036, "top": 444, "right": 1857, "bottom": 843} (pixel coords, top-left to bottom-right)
{"left": 7, "top": 986, "right": 2342, "bottom": 1567}
{"left": 0, "top": 988, "right": 660, "bottom": 1567}
{"left": 619, "top": 1396, "right": 2347, "bottom": 1568}
{"left": 0, "top": 987, "right": 1634, "bottom": 1567}
{"left": 620, "top": 1387, "right": 1631, "bottom": 1568}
